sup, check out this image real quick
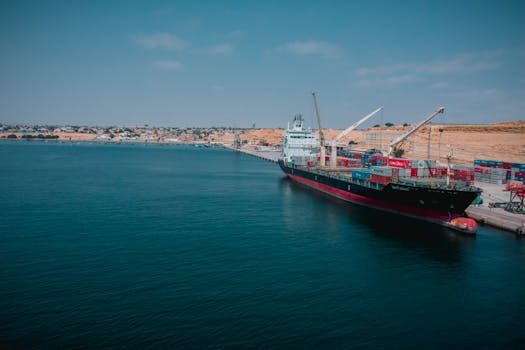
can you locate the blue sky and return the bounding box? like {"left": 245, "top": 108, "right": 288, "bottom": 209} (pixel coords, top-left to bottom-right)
{"left": 1, "top": 1, "right": 524, "bottom": 128}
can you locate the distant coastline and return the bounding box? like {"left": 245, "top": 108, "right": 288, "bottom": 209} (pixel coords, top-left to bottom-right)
{"left": 1, "top": 121, "right": 524, "bottom": 164}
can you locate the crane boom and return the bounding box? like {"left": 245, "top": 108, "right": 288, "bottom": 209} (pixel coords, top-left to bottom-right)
{"left": 311, "top": 91, "right": 326, "bottom": 167}
{"left": 311, "top": 91, "right": 325, "bottom": 147}
{"left": 387, "top": 106, "right": 445, "bottom": 157}
{"left": 335, "top": 106, "right": 383, "bottom": 142}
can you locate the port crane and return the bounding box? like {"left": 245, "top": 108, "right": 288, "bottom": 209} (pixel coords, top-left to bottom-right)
{"left": 387, "top": 106, "right": 445, "bottom": 158}
{"left": 327, "top": 106, "right": 383, "bottom": 168}
{"left": 311, "top": 91, "right": 383, "bottom": 168}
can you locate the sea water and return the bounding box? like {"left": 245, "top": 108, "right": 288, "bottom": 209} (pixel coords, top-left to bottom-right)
{"left": 1, "top": 141, "right": 524, "bottom": 349}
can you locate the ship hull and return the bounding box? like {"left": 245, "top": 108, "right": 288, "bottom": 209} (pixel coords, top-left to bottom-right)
{"left": 279, "top": 160, "right": 481, "bottom": 232}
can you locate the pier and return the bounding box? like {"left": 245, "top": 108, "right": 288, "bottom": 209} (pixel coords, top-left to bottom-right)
{"left": 225, "top": 145, "right": 280, "bottom": 163}
{"left": 466, "top": 182, "right": 525, "bottom": 235}
{"left": 466, "top": 206, "right": 524, "bottom": 235}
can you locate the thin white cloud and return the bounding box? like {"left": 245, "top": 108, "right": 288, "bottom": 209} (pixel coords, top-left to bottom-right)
{"left": 355, "top": 75, "right": 418, "bottom": 88}
{"left": 136, "top": 33, "right": 188, "bottom": 51}
{"left": 277, "top": 40, "right": 342, "bottom": 58}
{"left": 151, "top": 8, "right": 172, "bottom": 17}
{"left": 438, "top": 87, "right": 504, "bottom": 99}
{"left": 357, "top": 63, "right": 407, "bottom": 77}
{"left": 357, "top": 52, "right": 501, "bottom": 77}
{"left": 154, "top": 60, "right": 183, "bottom": 70}
{"left": 209, "top": 43, "right": 234, "bottom": 55}
{"left": 429, "top": 82, "right": 449, "bottom": 89}
{"left": 415, "top": 55, "right": 499, "bottom": 74}
{"left": 229, "top": 30, "right": 243, "bottom": 37}
{"left": 191, "top": 43, "right": 235, "bottom": 56}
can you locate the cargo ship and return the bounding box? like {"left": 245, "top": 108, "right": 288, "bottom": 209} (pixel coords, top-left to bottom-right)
{"left": 279, "top": 96, "right": 482, "bottom": 234}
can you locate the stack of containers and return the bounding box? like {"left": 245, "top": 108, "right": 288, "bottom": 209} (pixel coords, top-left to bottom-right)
{"left": 437, "top": 166, "right": 449, "bottom": 176}
{"left": 337, "top": 157, "right": 363, "bottom": 168}
{"left": 388, "top": 158, "right": 439, "bottom": 178}
{"left": 386, "top": 158, "right": 413, "bottom": 178}
{"left": 473, "top": 159, "right": 517, "bottom": 184}
{"left": 410, "top": 159, "right": 438, "bottom": 177}
{"left": 451, "top": 165, "right": 475, "bottom": 184}
{"left": 338, "top": 149, "right": 364, "bottom": 160}
{"left": 370, "top": 166, "right": 392, "bottom": 185}
{"left": 473, "top": 166, "right": 506, "bottom": 184}
{"left": 396, "top": 167, "right": 411, "bottom": 177}
{"left": 347, "top": 159, "right": 362, "bottom": 168}
{"left": 367, "top": 155, "right": 388, "bottom": 166}
{"left": 511, "top": 163, "right": 525, "bottom": 183}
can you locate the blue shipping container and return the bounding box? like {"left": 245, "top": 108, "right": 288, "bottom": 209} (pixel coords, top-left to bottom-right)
{"left": 352, "top": 170, "right": 370, "bottom": 180}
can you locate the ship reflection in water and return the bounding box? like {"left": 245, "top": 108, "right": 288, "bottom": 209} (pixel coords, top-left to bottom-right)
{"left": 280, "top": 176, "right": 473, "bottom": 264}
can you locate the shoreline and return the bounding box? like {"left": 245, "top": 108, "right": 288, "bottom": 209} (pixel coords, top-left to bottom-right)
{"left": 0, "top": 137, "right": 232, "bottom": 147}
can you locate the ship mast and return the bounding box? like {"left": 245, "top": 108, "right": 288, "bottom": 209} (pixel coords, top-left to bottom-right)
{"left": 446, "top": 145, "right": 453, "bottom": 187}
{"left": 311, "top": 91, "right": 326, "bottom": 167}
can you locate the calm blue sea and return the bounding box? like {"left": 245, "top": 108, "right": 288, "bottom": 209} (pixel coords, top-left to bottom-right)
{"left": 1, "top": 141, "right": 524, "bottom": 349}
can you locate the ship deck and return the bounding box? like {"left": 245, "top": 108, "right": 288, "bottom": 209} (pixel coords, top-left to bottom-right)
{"left": 296, "top": 165, "right": 480, "bottom": 193}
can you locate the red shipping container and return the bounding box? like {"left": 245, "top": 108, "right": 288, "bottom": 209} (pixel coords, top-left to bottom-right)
{"left": 370, "top": 174, "right": 392, "bottom": 185}
{"left": 410, "top": 168, "right": 418, "bottom": 177}
{"left": 474, "top": 167, "right": 483, "bottom": 173}
{"left": 388, "top": 158, "right": 412, "bottom": 168}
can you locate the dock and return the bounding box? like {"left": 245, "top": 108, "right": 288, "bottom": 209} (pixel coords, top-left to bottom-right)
{"left": 225, "top": 145, "right": 280, "bottom": 163}
{"left": 466, "top": 206, "right": 524, "bottom": 235}
{"left": 466, "top": 182, "right": 525, "bottom": 235}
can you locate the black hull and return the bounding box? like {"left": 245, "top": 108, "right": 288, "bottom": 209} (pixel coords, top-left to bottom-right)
{"left": 279, "top": 160, "right": 481, "bottom": 225}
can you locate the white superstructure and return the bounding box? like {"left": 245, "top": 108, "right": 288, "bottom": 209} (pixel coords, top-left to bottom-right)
{"left": 281, "top": 114, "right": 319, "bottom": 162}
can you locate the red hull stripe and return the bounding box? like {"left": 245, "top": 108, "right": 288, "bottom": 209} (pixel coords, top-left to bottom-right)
{"left": 287, "top": 173, "right": 456, "bottom": 223}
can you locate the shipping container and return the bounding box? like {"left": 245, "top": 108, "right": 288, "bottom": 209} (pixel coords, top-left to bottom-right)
{"left": 415, "top": 159, "right": 437, "bottom": 168}
{"left": 370, "top": 174, "right": 392, "bottom": 185}
{"left": 388, "top": 158, "right": 412, "bottom": 168}
{"left": 351, "top": 169, "right": 371, "bottom": 180}
{"left": 397, "top": 168, "right": 410, "bottom": 177}
{"left": 370, "top": 166, "right": 393, "bottom": 176}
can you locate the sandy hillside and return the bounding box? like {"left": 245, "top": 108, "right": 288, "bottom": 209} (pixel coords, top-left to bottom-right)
{"left": 405, "top": 122, "right": 525, "bottom": 165}
{"left": 243, "top": 121, "right": 525, "bottom": 165}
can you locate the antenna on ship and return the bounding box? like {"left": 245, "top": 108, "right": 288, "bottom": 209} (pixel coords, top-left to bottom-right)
{"left": 446, "top": 145, "right": 453, "bottom": 187}
{"left": 311, "top": 91, "right": 326, "bottom": 167}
